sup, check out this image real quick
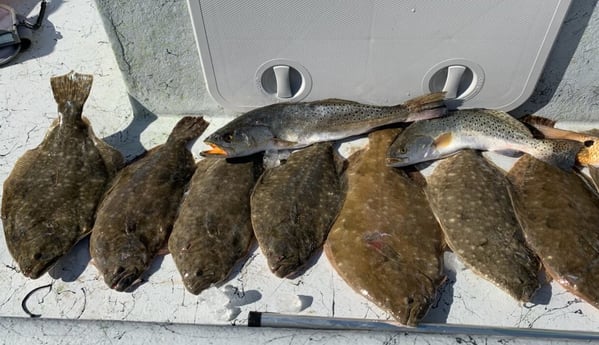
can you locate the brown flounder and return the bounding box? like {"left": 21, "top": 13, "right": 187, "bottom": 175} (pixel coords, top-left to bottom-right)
{"left": 426, "top": 150, "right": 541, "bottom": 301}
{"left": 90, "top": 116, "right": 208, "bottom": 291}
{"left": 250, "top": 142, "right": 343, "bottom": 278}
{"left": 169, "top": 155, "right": 262, "bottom": 295}
{"left": 507, "top": 154, "right": 599, "bottom": 308}
{"left": 324, "top": 128, "right": 445, "bottom": 326}
{"left": 1, "top": 71, "right": 123, "bottom": 279}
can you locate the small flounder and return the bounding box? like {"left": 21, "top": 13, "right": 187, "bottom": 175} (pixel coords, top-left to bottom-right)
{"left": 324, "top": 128, "right": 445, "bottom": 326}
{"left": 508, "top": 155, "right": 599, "bottom": 309}
{"left": 169, "top": 156, "right": 262, "bottom": 295}
{"left": 387, "top": 109, "right": 582, "bottom": 170}
{"left": 250, "top": 142, "right": 343, "bottom": 278}
{"left": 90, "top": 116, "right": 208, "bottom": 291}
{"left": 1, "top": 71, "right": 123, "bottom": 279}
{"left": 426, "top": 150, "right": 541, "bottom": 301}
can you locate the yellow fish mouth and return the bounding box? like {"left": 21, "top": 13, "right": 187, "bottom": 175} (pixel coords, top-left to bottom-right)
{"left": 201, "top": 143, "right": 228, "bottom": 157}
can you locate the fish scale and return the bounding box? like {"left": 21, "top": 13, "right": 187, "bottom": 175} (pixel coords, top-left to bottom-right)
{"left": 426, "top": 150, "right": 541, "bottom": 301}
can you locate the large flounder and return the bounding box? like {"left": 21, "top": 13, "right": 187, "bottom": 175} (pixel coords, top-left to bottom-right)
{"left": 169, "top": 155, "right": 262, "bottom": 295}
{"left": 250, "top": 142, "right": 344, "bottom": 278}
{"left": 1, "top": 71, "right": 123, "bottom": 279}
{"left": 508, "top": 154, "right": 599, "bottom": 308}
{"left": 324, "top": 128, "right": 445, "bottom": 326}
{"left": 90, "top": 116, "right": 208, "bottom": 291}
{"left": 426, "top": 150, "right": 541, "bottom": 301}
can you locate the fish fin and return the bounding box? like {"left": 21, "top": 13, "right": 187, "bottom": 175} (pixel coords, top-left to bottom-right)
{"left": 403, "top": 92, "right": 447, "bottom": 112}
{"left": 433, "top": 132, "right": 453, "bottom": 149}
{"left": 316, "top": 98, "right": 360, "bottom": 105}
{"left": 520, "top": 115, "right": 557, "bottom": 128}
{"left": 50, "top": 71, "right": 93, "bottom": 108}
{"left": 530, "top": 139, "right": 582, "bottom": 171}
{"left": 168, "top": 116, "right": 210, "bottom": 144}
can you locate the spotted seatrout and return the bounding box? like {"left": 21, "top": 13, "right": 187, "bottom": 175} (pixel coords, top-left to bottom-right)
{"left": 169, "top": 156, "right": 262, "bottom": 294}
{"left": 426, "top": 150, "right": 541, "bottom": 301}
{"left": 90, "top": 116, "right": 208, "bottom": 291}
{"left": 201, "top": 92, "right": 446, "bottom": 158}
{"left": 387, "top": 109, "right": 582, "bottom": 170}
{"left": 250, "top": 142, "right": 344, "bottom": 278}
{"left": 508, "top": 155, "right": 599, "bottom": 308}
{"left": 2, "top": 71, "right": 123, "bottom": 279}
{"left": 324, "top": 128, "right": 445, "bottom": 326}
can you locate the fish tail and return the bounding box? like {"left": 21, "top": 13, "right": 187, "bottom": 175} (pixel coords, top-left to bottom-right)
{"left": 167, "top": 116, "right": 210, "bottom": 144}
{"left": 528, "top": 139, "right": 582, "bottom": 171}
{"left": 403, "top": 92, "right": 447, "bottom": 122}
{"left": 50, "top": 71, "right": 93, "bottom": 110}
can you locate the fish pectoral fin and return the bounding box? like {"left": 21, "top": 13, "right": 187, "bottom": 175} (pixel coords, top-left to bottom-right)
{"left": 433, "top": 132, "right": 453, "bottom": 149}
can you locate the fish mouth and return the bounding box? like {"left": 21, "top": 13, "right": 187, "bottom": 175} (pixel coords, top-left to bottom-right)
{"left": 200, "top": 143, "right": 228, "bottom": 157}
{"left": 23, "top": 258, "right": 60, "bottom": 279}
{"left": 386, "top": 157, "right": 405, "bottom": 167}
{"left": 109, "top": 269, "right": 141, "bottom": 292}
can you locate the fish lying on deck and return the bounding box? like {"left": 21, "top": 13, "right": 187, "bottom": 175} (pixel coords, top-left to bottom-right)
{"left": 507, "top": 155, "right": 599, "bottom": 309}
{"left": 521, "top": 115, "right": 599, "bottom": 167}
{"left": 250, "top": 142, "right": 343, "bottom": 278}
{"left": 90, "top": 116, "right": 208, "bottom": 291}
{"left": 169, "top": 155, "right": 262, "bottom": 294}
{"left": 201, "top": 92, "right": 446, "bottom": 158}
{"left": 426, "top": 150, "right": 541, "bottom": 301}
{"left": 1, "top": 71, "right": 123, "bottom": 279}
{"left": 387, "top": 109, "right": 582, "bottom": 170}
{"left": 324, "top": 128, "right": 445, "bottom": 326}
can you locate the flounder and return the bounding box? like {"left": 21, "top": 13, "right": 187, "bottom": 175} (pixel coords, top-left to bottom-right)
{"left": 1, "top": 71, "right": 123, "bottom": 278}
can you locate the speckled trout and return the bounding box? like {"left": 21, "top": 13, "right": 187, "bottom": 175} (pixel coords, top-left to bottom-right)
{"left": 201, "top": 92, "right": 446, "bottom": 158}
{"left": 169, "top": 155, "right": 262, "bottom": 295}
{"left": 324, "top": 128, "right": 445, "bottom": 326}
{"left": 90, "top": 116, "right": 208, "bottom": 291}
{"left": 426, "top": 150, "right": 541, "bottom": 301}
{"left": 250, "top": 142, "right": 343, "bottom": 278}
{"left": 508, "top": 154, "right": 599, "bottom": 309}
{"left": 387, "top": 109, "right": 582, "bottom": 170}
{"left": 1, "top": 71, "right": 123, "bottom": 279}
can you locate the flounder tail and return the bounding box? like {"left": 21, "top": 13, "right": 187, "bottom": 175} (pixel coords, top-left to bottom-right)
{"left": 50, "top": 71, "right": 93, "bottom": 109}
{"left": 167, "top": 116, "right": 210, "bottom": 145}
{"left": 403, "top": 92, "right": 447, "bottom": 122}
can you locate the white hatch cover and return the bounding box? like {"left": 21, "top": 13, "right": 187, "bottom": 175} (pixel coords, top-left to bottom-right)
{"left": 186, "top": 0, "right": 572, "bottom": 111}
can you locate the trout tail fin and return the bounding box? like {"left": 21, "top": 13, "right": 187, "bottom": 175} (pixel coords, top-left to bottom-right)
{"left": 529, "top": 139, "right": 582, "bottom": 171}
{"left": 50, "top": 71, "right": 93, "bottom": 109}
{"left": 404, "top": 92, "right": 447, "bottom": 122}
{"left": 167, "top": 116, "right": 210, "bottom": 145}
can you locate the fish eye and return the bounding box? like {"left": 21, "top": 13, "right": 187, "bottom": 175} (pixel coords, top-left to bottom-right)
{"left": 195, "top": 269, "right": 204, "bottom": 277}
{"left": 33, "top": 253, "right": 42, "bottom": 261}
{"left": 399, "top": 148, "right": 407, "bottom": 154}
{"left": 222, "top": 132, "right": 234, "bottom": 143}
{"left": 584, "top": 140, "right": 594, "bottom": 147}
